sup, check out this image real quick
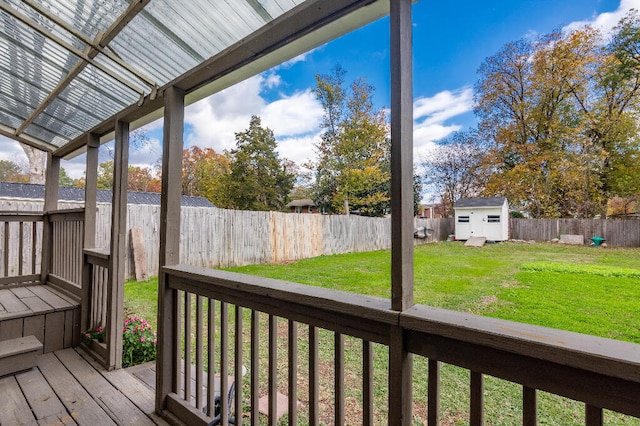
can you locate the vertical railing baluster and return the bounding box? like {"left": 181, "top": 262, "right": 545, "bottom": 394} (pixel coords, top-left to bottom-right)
{"left": 288, "top": 320, "right": 298, "bottom": 425}
{"left": 18, "top": 222, "right": 23, "bottom": 276}
{"left": 32, "top": 221, "right": 37, "bottom": 274}
{"left": 309, "top": 325, "right": 319, "bottom": 426}
{"left": 184, "top": 292, "right": 192, "bottom": 403}
{"left": 268, "top": 315, "right": 277, "bottom": 426}
{"left": 470, "top": 371, "right": 484, "bottom": 426}
{"left": 174, "top": 291, "right": 182, "bottom": 395}
{"left": 335, "top": 332, "right": 344, "bottom": 425}
{"left": 363, "top": 340, "right": 373, "bottom": 425}
{"left": 523, "top": 386, "right": 537, "bottom": 426}
{"left": 221, "top": 302, "right": 229, "bottom": 426}
{"left": 586, "top": 405, "right": 603, "bottom": 426}
{"left": 196, "top": 295, "right": 203, "bottom": 410}
{"left": 428, "top": 359, "right": 440, "bottom": 426}
{"left": 235, "top": 305, "right": 243, "bottom": 425}
{"left": 251, "top": 310, "right": 259, "bottom": 425}
{"left": 207, "top": 298, "right": 215, "bottom": 417}
{"left": 4, "top": 221, "right": 9, "bottom": 277}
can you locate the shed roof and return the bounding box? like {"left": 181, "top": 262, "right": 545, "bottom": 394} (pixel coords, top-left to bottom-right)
{"left": 0, "top": 0, "right": 390, "bottom": 157}
{"left": 454, "top": 197, "right": 507, "bottom": 208}
{"left": 0, "top": 181, "right": 213, "bottom": 207}
{"left": 286, "top": 198, "right": 315, "bottom": 208}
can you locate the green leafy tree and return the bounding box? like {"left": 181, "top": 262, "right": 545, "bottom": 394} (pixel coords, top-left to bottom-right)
{"left": 309, "top": 66, "right": 391, "bottom": 216}
{"left": 59, "top": 167, "right": 74, "bottom": 187}
{"left": 0, "top": 160, "right": 27, "bottom": 182}
{"left": 221, "top": 116, "right": 296, "bottom": 211}
{"left": 96, "top": 161, "right": 114, "bottom": 190}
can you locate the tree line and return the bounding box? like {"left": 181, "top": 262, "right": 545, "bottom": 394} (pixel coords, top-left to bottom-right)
{"left": 424, "top": 11, "right": 640, "bottom": 218}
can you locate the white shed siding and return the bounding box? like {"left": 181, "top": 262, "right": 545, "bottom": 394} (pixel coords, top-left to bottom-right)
{"left": 454, "top": 199, "right": 509, "bottom": 241}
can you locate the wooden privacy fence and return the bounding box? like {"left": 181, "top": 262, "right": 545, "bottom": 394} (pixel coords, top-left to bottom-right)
{"left": 0, "top": 200, "right": 454, "bottom": 278}
{"left": 510, "top": 218, "right": 640, "bottom": 247}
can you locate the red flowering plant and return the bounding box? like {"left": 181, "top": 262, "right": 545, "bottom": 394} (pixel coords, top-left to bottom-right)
{"left": 83, "top": 316, "right": 157, "bottom": 367}
{"left": 84, "top": 325, "right": 105, "bottom": 343}
{"left": 122, "top": 316, "right": 157, "bottom": 367}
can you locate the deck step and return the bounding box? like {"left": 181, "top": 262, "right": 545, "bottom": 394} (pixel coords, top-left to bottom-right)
{"left": 0, "top": 335, "right": 42, "bottom": 377}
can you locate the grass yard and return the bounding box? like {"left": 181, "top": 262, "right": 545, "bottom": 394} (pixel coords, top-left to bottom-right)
{"left": 124, "top": 241, "right": 640, "bottom": 425}
{"left": 225, "top": 241, "right": 640, "bottom": 343}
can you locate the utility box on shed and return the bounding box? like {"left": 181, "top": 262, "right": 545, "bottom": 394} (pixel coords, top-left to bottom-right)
{"left": 454, "top": 197, "right": 509, "bottom": 241}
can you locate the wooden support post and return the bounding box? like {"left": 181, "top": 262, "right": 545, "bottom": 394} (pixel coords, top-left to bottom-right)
{"left": 388, "top": 0, "right": 414, "bottom": 425}
{"left": 106, "top": 120, "right": 129, "bottom": 370}
{"left": 81, "top": 134, "right": 99, "bottom": 336}
{"left": 41, "top": 153, "right": 60, "bottom": 284}
{"left": 156, "top": 86, "right": 184, "bottom": 412}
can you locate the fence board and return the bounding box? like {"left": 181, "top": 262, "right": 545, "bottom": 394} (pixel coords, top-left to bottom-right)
{"left": 1, "top": 201, "right": 456, "bottom": 278}
{"left": 510, "top": 218, "right": 639, "bottom": 247}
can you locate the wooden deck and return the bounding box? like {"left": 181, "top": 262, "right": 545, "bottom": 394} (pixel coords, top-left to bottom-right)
{"left": 0, "top": 284, "right": 80, "bottom": 353}
{"left": 0, "top": 347, "right": 169, "bottom": 426}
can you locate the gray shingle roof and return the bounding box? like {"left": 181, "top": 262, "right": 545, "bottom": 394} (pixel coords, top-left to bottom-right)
{"left": 286, "top": 198, "right": 315, "bottom": 208}
{"left": 454, "top": 197, "right": 507, "bottom": 208}
{"left": 0, "top": 182, "right": 214, "bottom": 207}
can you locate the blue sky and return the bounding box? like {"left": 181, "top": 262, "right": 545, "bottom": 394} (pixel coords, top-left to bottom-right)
{"left": 1, "top": 0, "right": 636, "bottom": 180}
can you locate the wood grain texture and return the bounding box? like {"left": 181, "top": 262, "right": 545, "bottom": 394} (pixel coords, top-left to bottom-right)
{"left": 16, "top": 368, "right": 76, "bottom": 426}
{"left": 56, "top": 348, "right": 155, "bottom": 425}
{"left": 0, "top": 375, "right": 37, "bottom": 425}
{"left": 38, "top": 352, "right": 117, "bottom": 425}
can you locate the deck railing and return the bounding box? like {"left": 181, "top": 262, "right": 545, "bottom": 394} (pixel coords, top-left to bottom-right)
{"left": 0, "top": 211, "right": 43, "bottom": 285}
{"left": 158, "top": 264, "right": 640, "bottom": 425}
{"left": 47, "top": 209, "right": 85, "bottom": 293}
{"left": 82, "top": 247, "right": 113, "bottom": 367}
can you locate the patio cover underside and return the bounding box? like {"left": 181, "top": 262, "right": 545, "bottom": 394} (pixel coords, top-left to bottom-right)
{"left": 0, "top": 0, "right": 390, "bottom": 158}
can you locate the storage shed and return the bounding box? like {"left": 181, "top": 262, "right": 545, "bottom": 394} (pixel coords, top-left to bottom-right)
{"left": 454, "top": 197, "right": 509, "bottom": 241}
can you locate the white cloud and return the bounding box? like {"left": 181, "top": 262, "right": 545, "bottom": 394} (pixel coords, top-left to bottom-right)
{"left": 0, "top": 137, "right": 28, "bottom": 169}
{"left": 184, "top": 73, "right": 324, "bottom": 167}
{"left": 563, "top": 0, "right": 640, "bottom": 34}
{"left": 412, "top": 87, "right": 473, "bottom": 160}
{"left": 276, "top": 133, "right": 322, "bottom": 169}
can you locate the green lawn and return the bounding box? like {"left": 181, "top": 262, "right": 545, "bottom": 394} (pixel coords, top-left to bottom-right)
{"left": 223, "top": 241, "right": 640, "bottom": 343}
{"left": 124, "top": 241, "right": 640, "bottom": 424}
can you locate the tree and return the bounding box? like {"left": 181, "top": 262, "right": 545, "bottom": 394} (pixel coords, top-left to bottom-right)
{"left": 309, "top": 66, "right": 391, "bottom": 216}
{"left": 182, "top": 146, "right": 230, "bottom": 205}
{"left": 221, "top": 116, "right": 296, "bottom": 211}
{"left": 422, "top": 131, "right": 487, "bottom": 216}
{"left": 474, "top": 16, "right": 640, "bottom": 217}
{"left": 59, "top": 167, "right": 74, "bottom": 187}
{"left": 0, "top": 160, "right": 27, "bottom": 182}
{"left": 128, "top": 166, "right": 161, "bottom": 192}
{"left": 95, "top": 161, "right": 161, "bottom": 192}
{"left": 96, "top": 161, "right": 115, "bottom": 190}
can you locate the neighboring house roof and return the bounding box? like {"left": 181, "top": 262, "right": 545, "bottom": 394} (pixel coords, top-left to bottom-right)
{"left": 286, "top": 198, "right": 315, "bottom": 208}
{"left": 454, "top": 197, "right": 507, "bottom": 208}
{"left": 0, "top": 182, "right": 214, "bottom": 208}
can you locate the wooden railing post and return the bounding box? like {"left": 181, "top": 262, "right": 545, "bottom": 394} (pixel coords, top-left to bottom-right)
{"left": 106, "top": 120, "right": 129, "bottom": 370}
{"left": 156, "top": 85, "right": 185, "bottom": 412}
{"left": 389, "top": 0, "right": 414, "bottom": 424}
{"left": 81, "top": 133, "right": 100, "bottom": 336}
{"left": 41, "top": 153, "right": 60, "bottom": 284}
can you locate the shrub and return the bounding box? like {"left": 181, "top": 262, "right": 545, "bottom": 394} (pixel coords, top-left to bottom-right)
{"left": 122, "top": 316, "right": 157, "bottom": 367}
{"left": 84, "top": 316, "right": 157, "bottom": 367}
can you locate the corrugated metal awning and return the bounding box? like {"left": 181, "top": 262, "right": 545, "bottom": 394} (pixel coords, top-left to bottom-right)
{"left": 0, "top": 0, "right": 307, "bottom": 152}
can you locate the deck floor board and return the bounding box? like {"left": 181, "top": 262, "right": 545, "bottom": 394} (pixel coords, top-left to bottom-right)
{"left": 0, "top": 348, "right": 167, "bottom": 426}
